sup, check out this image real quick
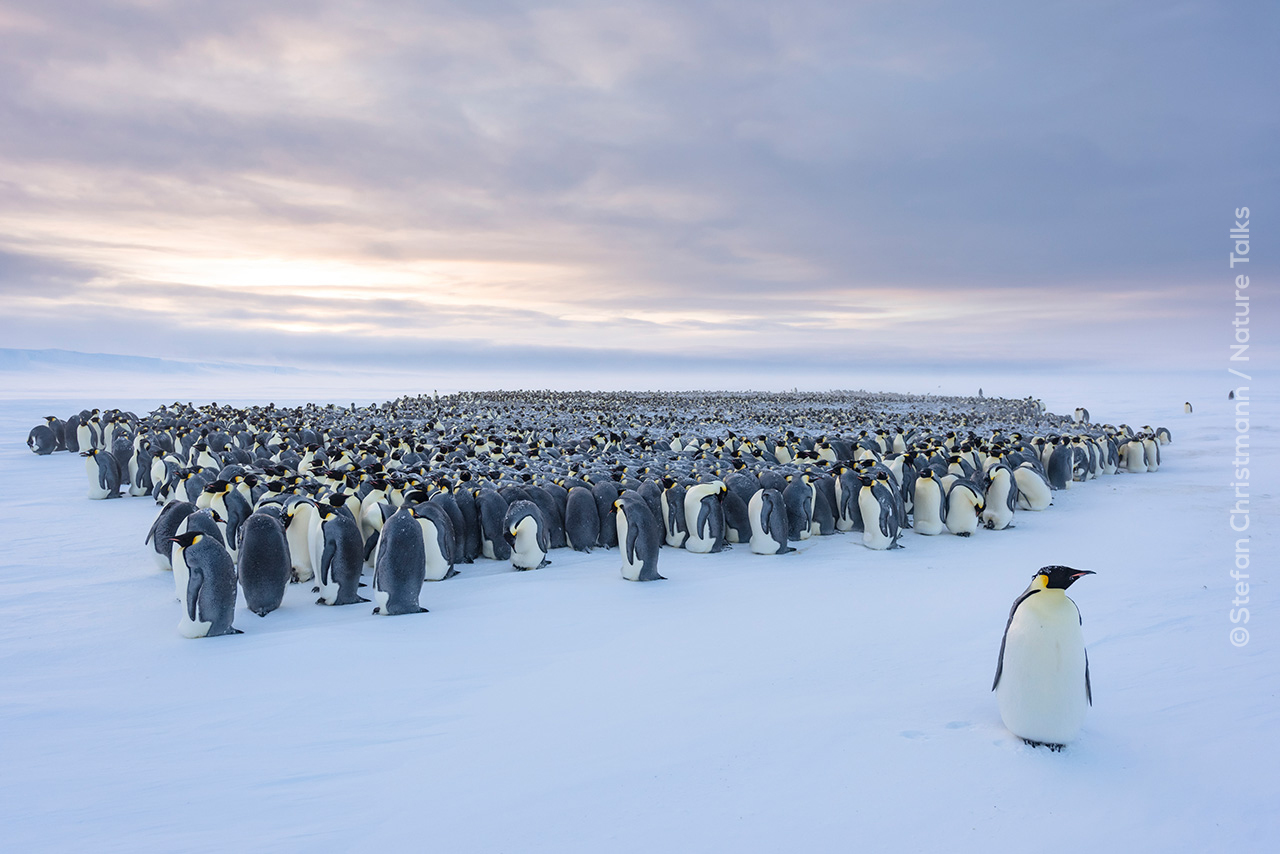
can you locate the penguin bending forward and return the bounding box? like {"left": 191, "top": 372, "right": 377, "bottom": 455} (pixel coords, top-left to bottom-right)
{"left": 614, "top": 494, "right": 664, "bottom": 581}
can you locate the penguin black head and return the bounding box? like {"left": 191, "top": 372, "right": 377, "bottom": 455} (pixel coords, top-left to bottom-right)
{"left": 1034, "top": 565, "right": 1095, "bottom": 590}
{"left": 169, "top": 531, "right": 204, "bottom": 548}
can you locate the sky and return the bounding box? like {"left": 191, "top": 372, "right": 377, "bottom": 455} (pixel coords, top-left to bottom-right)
{"left": 0, "top": 0, "right": 1276, "bottom": 387}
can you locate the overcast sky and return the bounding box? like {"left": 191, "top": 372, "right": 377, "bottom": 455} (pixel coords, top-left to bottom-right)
{"left": 0, "top": 0, "right": 1275, "bottom": 385}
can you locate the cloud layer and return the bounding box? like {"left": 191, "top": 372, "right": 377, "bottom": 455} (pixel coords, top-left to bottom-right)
{"left": 0, "top": 1, "right": 1274, "bottom": 384}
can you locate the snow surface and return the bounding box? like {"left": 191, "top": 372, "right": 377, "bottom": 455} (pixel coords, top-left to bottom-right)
{"left": 0, "top": 376, "right": 1275, "bottom": 853}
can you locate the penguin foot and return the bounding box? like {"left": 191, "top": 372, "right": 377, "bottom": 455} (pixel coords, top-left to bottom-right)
{"left": 311, "top": 586, "right": 320, "bottom": 593}
{"left": 372, "top": 607, "right": 381, "bottom": 615}
{"left": 957, "top": 532, "right": 971, "bottom": 538}
{"left": 1022, "top": 738, "right": 1066, "bottom": 752}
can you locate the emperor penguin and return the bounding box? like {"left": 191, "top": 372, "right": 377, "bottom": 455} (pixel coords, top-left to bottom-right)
{"left": 171, "top": 531, "right": 241, "bottom": 638}
{"left": 410, "top": 502, "right": 458, "bottom": 581}
{"left": 145, "top": 500, "right": 197, "bottom": 571}
{"left": 782, "top": 476, "right": 815, "bottom": 541}
{"left": 1120, "top": 437, "right": 1147, "bottom": 473}
{"left": 82, "top": 448, "right": 122, "bottom": 499}
{"left": 237, "top": 512, "right": 291, "bottom": 617}
{"left": 660, "top": 478, "right": 689, "bottom": 548}
{"left": 1013, "top": 464, "right": 1053, "bottom": 511}
{"left": 564, "top": 486, "right": 600, "bottom": 552}
{"left": 314, "top": 504, "right": 368, "bottom": 605}
{"left": 1184, "top": 401, "right": 1193, "bottom": 414}
{"left": 614, "top": 494, "right": 665, "bottom": 581}
{"left": 683, "top": 480, "right": 728, "bottom": 554}
{"left": 27, "top": 424, "right": 56, "bottom": 455}
{"left": 910, "top": 468, "right": 946, "bottom": 536}
{"left": 283, "top": 498, "right": 321, "bottom": 582}
{"left": 857, "top": 474, "right": 902, "bottom": 550}
{"left": 982, "top": 465, "right": 1018, "bottom": 530}
{"left": 504, "top": 500, "right": 550, "bottom": 570}
{"left": 475, "top": 489, "right": 512, "bottom": 561}
{"left": 993, "top": 566, "right": 1095, "bottom": 750}
{"left": 747, "top": 488, "right": 793, "bottom": 555}
{"left": 944, "top": 479, "right": 984, "bottom": 537}
{"left": 372, "top": 506, "right": 428, "bottom": 615}
{"left": 1141, "top": 435, "right": 1161, "bottom": 472}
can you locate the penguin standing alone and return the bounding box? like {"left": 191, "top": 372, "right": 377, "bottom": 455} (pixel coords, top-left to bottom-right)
{"left": 993, "top": 565, "right": 1095, "bottom": 750}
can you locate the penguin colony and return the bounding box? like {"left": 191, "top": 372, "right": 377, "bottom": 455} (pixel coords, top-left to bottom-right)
{"left": 30, "top": 392, "right": 1171, "bottom": 747}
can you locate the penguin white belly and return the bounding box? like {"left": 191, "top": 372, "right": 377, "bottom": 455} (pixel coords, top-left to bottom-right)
{"left": 1143, "top": 439, "right": 1160, "bottom": 472}
{"left": 481, "top": 538, "right": 496, "bottom": 560}
{"left": 172, "top": 546, "right": 191, "bottom": 602}
{"left": 982, "top": 476, "right": 1014, "bottom": 530}
{"left": 945, "top": 491, "right": 981, "bottom": 536}
{"left": 833, "top": 482, "right": 854, "bottom": 532}
{"left": 286, "top": 506, "right": 316, "bottom": 581}
{"left": 1013, "top": 468, "right": 1051, "bottom": 511}
{"left": 85, "top": 456, "right": 110, "bottom": 500}
{"left": 307, "top": 514, "right": 326, "bottom": 582}
{"left": 859, "top": 489, "right": 893, "bottom": 550}
{"left": 511, "top": 520, "right": 545, "bottom": 570}
{"left": 419, "top": 519, "right": 451, "bottom": 581}
{"left": 912, "top": 483, "right": 944, "bottom": 535}
{"left": 178, "top": 613, "right": 213, "bottom": 639}
{"left": 997, "top": 591, "right": 1089, "bottom": 745}
{"left": 746, "top": 491, "right": 774, "bottom": 555}
{"left": 616, "top": 511, "right": 642, "bottom": 581}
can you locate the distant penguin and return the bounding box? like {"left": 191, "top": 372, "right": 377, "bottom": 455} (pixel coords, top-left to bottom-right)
{"left": 911, "top": 469, "right": 946, "bottom": 536}
{"left": 683, "top": 480, "right": 728, "bottom": 554}
{"left": 314, "top": 505, "right": 367, "bottom": 605}
{"left": 145, "top": 500, "right": 197, "bottom": 570}
{"left": 564, "top": 486, "right": 600, "bottom": 552}
{"left": 1184, "top": 401, "right": 1193, "bottom": 413}
{"left": 171, "top": 531, "right": 241, "bottom": 638}
{"left": 82, "top": 448, "right": 122, "bottom": 499}
{"left": 237, "top": 512, "right": 291, "bottom": 617}
{"left": 857, "top": 474, "right": 902, "bottom": 550}
{"left": 504, "top": 500, "right": 550, "bottom": 570}
{"left": 993, "top": 566, "right": 1095, "bottom": 750}
{"left": 982, "top": 465, "right": 1017, "bottom": 530}
{"left": 614, "top": 494, "right": 664, "bottom": 581}
{"left": 747, "top": 488, "right": 792, "bottom": 555}
{"left": 372, "top": 507, "right": 428, "bottom": 615}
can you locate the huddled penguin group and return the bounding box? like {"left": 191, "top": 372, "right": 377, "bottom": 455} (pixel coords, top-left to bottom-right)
{"left": 29, "top": 393, "right": 1171, "bottom": 747}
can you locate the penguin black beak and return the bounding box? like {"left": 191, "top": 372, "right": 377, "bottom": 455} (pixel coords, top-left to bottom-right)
{"left": 1070, "top": 570, "right": 1096, "bottom": 580}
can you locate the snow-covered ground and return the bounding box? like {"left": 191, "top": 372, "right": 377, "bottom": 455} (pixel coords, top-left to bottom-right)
{"left": 0, "top": 375, "right": 1275, "bottom": 852}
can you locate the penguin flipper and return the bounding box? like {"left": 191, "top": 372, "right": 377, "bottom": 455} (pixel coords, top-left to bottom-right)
{"left": 1085, "top": 649, "right": 1092, "bottom": 706}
